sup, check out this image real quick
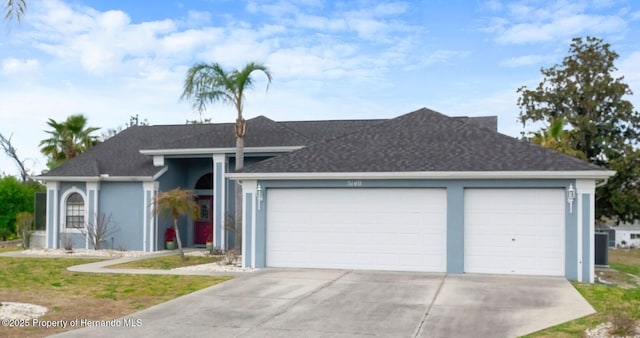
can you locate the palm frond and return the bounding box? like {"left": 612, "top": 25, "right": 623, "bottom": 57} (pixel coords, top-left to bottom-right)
{"left": 4, "top": 0, "right": 26, "bottom": 23}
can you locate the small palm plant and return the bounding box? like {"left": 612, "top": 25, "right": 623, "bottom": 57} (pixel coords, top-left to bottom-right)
{"left": 153, "top": 188, "right": 199, "bottom": 260}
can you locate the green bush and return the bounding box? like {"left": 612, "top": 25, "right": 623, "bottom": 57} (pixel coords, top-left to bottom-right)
{"left": 0, "top": 176, "right": 44, "bottom": 240}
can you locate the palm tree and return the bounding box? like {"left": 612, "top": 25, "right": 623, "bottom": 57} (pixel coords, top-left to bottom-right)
{"left": 153, "top": 188, "right": 199, "bottom": 260}
{"left": 530, "top": 117, "right": 586, "bottom": 160}
{"left": 181, "top": 62, "right": 272, "bottom": 250}
{"left": 4, "top": 0, "right": 26, "bottom": 22}
{"left": 39, "top": 114, "right": 100, "bottom": 169}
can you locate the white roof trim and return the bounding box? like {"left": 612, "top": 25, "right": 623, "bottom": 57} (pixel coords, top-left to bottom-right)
{"left": 139, "top": 146, "right": 303, "bottom": 156}
{"left": 227, "top": 170, "right": 616, "bottom": 180}
{"left": 152, "top": 166, "right": 169, "bottom": 180}
{"left": 36, "top": 175, "right": 156, "bottom": 182}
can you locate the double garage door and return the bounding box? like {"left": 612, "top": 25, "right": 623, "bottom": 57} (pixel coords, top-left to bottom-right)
{"left": 266, "top": 188, "right": 565, "bottom": 276}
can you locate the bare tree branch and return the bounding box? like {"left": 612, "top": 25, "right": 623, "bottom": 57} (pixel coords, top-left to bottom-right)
{"left": 0, "top": 132, "right": 29, "bottom": 182}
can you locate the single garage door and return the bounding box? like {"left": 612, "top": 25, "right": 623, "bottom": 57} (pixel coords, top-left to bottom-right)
{"left": 464, "top": 189, "right": 565, "bottom": 276}
{"left": 266, "top": 188, "right": 447, "bottom": 272}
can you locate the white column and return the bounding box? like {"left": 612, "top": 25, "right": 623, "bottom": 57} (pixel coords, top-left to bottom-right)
{"left": 46, "top": 181, "right": 59, "bottom": 249}
{"left": 576, "top": 179, "right": 596, "bottom": 283}
{"left": 242, "top": 180, "right": 257, "bottom": 268}
{"left": 152, "top": 182, "right": 159, "bottom": 251}
{"left": 213, "top": 154, "right": 226, "bottom": 249}
{"left": 86, "top": 181, "right": 100, "bottom": 250}
{"left": 143, "top": 181, "right": 156, "bottom": 252}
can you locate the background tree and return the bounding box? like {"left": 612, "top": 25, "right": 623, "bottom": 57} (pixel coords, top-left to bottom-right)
{"left": 153, "top": 188, "right": 199, "bottom": 260}
{"left": 39, "top": 114, "right": 100, "bottom": 169}
{"left": 181, "top": 62, "right": 272, "bottom": 250}
{"left": 101, "top": 114, "right": 150, "bottom": 141}
{"left": 0, "top": 176, "right": 42, "bottom": 240}
{"left": 517, "top": 36, "right": 640, "bottom": 222}
{"left": 0, "top": 132, "right": 30, "bottom": 182}
{"left": 528, "top": 118, "right": 586, "bottom": 160}
{"left": 4, "top": 0, "right": 26, "bottom": 22}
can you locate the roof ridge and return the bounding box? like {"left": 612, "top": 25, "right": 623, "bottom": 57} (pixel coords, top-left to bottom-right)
{"left": 239, "top": 107, "right": 606, "bottom": 174}
{"left": 246, "top": 115, "right": 314, "bottom": 144}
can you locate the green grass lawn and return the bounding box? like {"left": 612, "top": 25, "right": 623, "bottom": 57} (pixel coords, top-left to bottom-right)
{"left": 524, "top": 248, "right": 640, "bottom": 337}
{"left": 0, "top": 257, "right": 231, "bottom": 338}
{"left": 107, "top": 253, "right": 222, "bottom": 270}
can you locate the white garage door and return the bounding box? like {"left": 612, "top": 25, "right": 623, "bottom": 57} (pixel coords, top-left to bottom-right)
{"left": 464, "top": 189, "right": 565, "bottom": 276}
{"left": 266, "top": 188, "right": 447, "bottom": 272}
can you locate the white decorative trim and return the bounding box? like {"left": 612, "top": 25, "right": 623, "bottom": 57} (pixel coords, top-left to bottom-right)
{"left": 153, "top": 155, "right": 164, "bottom": 167}
{"left": 227, "top": 170, "right": 616, "bottom": 180}
{"left": 140, "top": 146, "right": 303, "bottom": 156}
{"left": 37, "top": 175, "right": 158, "bottom": 182}
{"left": 153, "top": 166, "right": 169, "bottom": 180}
{"left": 59, "top": 187, "right": 89, "bottom": 240}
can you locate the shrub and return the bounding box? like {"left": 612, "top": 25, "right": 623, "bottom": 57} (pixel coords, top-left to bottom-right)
{"left": 15, "top": 212, "right": 34, "bottom": 249}
{"left": 607, "top": 303, "right": 638, "bottom": 336}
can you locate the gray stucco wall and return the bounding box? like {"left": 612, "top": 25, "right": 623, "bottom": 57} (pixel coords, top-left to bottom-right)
{"left": 98, "top": 182, "right": 144, "bottom": 250}
{"left": 186, "top": 158, "right": 213, "bottom": 189}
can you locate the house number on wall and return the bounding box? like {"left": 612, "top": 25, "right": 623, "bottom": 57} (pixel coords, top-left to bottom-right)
{"left": 346, "top": 180, "right": 363, "bottom": 187}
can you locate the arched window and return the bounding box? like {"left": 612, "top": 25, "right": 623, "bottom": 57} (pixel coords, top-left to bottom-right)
{"left": 195, "top": 173, "right": 213, "bottom": 190}
{"left": 66, "top": 192, "right": 85, "bottom": 229}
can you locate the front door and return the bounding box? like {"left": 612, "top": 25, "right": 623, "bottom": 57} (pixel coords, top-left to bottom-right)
{"left": 194, "top": 196, "right": 213, "bottom": 245}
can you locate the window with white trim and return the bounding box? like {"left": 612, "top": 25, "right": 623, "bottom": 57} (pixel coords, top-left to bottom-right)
{"left": 65, "top": 192, "right": 85, "bottom": 229}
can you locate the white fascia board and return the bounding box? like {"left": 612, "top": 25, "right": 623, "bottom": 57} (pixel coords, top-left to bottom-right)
{"left": 36, "top": 176, "right": 156, "bottom": 182}
{"left": 226, "top": 170, "right": 616, "bottom": 180}
{"left": 36, "top": 176, "right": 101, "bottom": 182}
{"left": 139, "top": 146, "right": 303, "bottom": 156}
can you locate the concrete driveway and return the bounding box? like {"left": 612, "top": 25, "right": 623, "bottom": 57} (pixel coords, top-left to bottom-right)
{"left": 52, "top": 269, "right": 594, "bottom": 338}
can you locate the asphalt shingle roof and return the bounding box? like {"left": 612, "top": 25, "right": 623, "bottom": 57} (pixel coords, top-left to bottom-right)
{"left": 40, "top": 108, "right": 601, "bottom": 178}
{"left": 240, "top": 108, "right": 604, "bottom": 173}
{"left": 39, "top": 116, "right": 378, "bottom": 177}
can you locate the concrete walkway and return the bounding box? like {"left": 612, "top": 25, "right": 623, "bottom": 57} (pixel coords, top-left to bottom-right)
{"left": 0, "top": 249, "right": 250, "bottom": 277}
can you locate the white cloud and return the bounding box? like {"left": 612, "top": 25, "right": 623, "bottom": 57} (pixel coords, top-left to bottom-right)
{"left": 481, "top": 0, "right": 629, "bottom": 44}
{"left": 501, "top": 54, "right": 555, "bottom": 67}
{"left": 483, "top": 0, "right": 503, "bottom": 11}
{"left": 1, "top": 58, "right": 40, "bottom": 74}
{"left": 185, "top": 10, "right": 212, "bottom": 27}
{"left": 496, "top": 14, "right": 626, "bottom": 44}
{"left": 617, "top": 50, "right": 640, "bottom": 109}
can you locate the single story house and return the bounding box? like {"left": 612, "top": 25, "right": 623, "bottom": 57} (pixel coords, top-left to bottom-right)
{"left": 38, "top": 108, "right": 613, "bottom": 282}
{"left": 612, "top": 224, "right": 640, "bottom": 247}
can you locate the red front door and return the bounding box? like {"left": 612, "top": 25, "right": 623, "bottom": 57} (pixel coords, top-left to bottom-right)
{"left": 194, "top": 196, "right": 213, "bottom": 245}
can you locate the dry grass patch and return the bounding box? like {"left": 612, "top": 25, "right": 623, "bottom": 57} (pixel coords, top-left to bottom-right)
{"left": 524, "top": 248, "right": 640, "bottom": 337}
{"left": 0, "top": 257, "right": 230, "bottom": 338}
{"left": 609, "top": 247, "right": 640, "bottom": 266}
{"left": 107, "top": 253, "right": 222, "bottom": 270}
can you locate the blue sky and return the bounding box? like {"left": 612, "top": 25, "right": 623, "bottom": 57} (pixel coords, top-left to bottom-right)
{"left": 1, "top": 0, "right": 639, "bottom": 177}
